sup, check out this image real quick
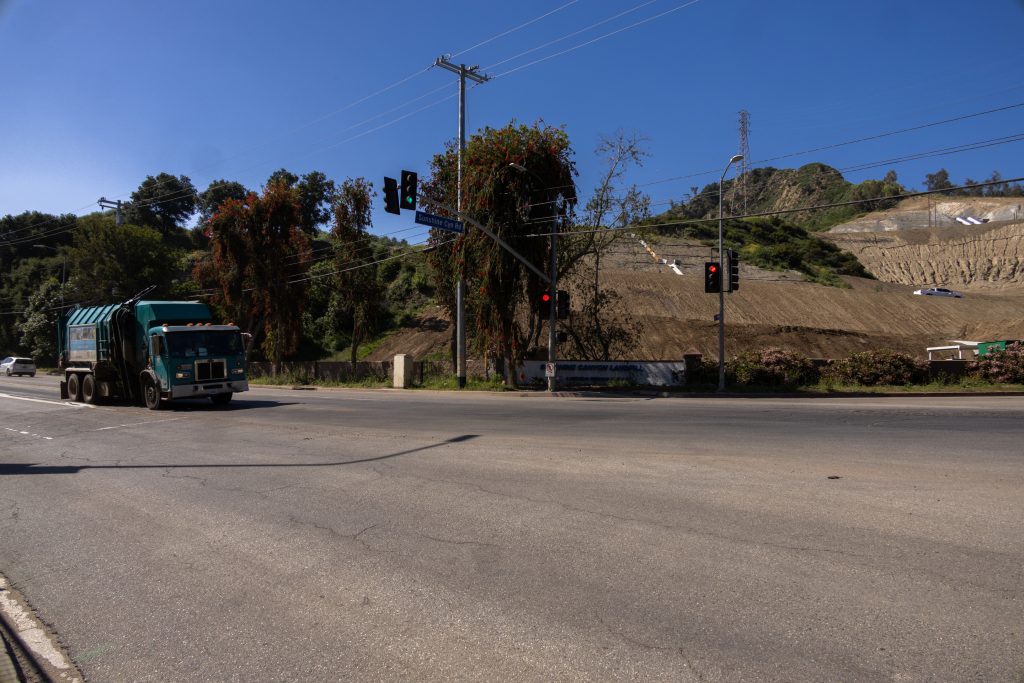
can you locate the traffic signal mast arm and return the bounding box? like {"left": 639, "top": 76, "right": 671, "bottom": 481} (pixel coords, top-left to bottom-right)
{"left": 424, "top": 196, "right": 552, "bottom": 285}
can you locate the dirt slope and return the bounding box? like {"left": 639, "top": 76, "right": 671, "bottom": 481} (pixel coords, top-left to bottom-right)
{"left": 824, "top": 197, "right": 1024, "bottom": 289}
{"left": 369, "top": 270, "right": 1024, "bottom": 362}
{"left": 368, "top": 210, "right": 1024, "bottom": 362}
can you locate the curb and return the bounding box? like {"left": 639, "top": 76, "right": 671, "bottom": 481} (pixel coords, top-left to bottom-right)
{"left": 249, "top": 384, "right": 1024, "bottom": 399}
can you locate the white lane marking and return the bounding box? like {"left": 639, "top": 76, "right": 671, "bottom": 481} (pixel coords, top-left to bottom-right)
{"left": 0, "top": 392, "right": 94, "bottom": 408}
{"left": 0, "top": 575, "right": 83, "bottom": 681}
{"left": 4, "top": 427, "right": 55, "bottom": 440}
{"left": 93, "top": 417, "right": 184, "bottom": 431}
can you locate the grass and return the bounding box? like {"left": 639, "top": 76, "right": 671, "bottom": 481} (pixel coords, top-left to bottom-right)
{"left": 250, "top": 370, "right": 509, "bottom": 391}
{"left": 416, "top": 375, "right": 509, "bottom": 391}
{"left": 250, "top": 372, "right": 389, "bottom": 389}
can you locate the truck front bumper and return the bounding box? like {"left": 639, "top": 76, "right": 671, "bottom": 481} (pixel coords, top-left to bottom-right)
{"left": 170, "top": 380, "right": 249, "bottom": 399}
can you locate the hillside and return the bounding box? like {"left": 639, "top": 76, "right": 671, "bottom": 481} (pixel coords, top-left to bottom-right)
{"left": 367, "top": 233, "right": 1024, "bottom": 362}
{"left": 366, "top": 187, "right": 1024, "bottom": 365}
{"left": 656, "top": 163, "right": 902, "bottom": 231}
{"left": 823, "top": 197, "right": 1024, "bottom": 288}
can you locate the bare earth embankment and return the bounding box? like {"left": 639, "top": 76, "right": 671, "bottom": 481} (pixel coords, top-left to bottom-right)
{"left": 370, "top": 198, "right": 1024, "bottom": 361}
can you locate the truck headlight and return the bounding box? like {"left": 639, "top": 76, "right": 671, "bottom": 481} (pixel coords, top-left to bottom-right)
{"left": 176, "top": 372, "right": 192, "bottom": 379}
{"left": 231, "top": 367, "right": 245, "bottom": 375}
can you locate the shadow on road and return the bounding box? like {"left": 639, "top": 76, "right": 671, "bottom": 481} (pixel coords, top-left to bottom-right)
{"left": 0, "top": 434, "right": 480, "bottom": 476}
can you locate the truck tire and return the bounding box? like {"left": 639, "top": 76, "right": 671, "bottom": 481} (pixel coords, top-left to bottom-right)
{"left": 67, "top": 373, "right": 83, "bottom": 401}
{"left": 81, "top": 374, "right": 98, "bottom": 404}
{"left": 210, "top": 393, "right": 232, "bottom": 406}
{"left": 143, "top": 375, "right": 162, "bottom": 410}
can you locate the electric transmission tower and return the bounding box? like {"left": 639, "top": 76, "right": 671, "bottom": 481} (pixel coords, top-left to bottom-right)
{"left": 738, "top": 110, "right": 750, "bottom": 213}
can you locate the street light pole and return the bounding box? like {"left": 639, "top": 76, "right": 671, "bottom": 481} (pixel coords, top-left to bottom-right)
{"left": 718, "top": 153, "right": 743, "bottom": 392}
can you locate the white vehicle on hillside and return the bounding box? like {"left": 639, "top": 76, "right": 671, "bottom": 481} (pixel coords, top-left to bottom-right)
{"left": 913, "top": 287, "right": 963, "bottom": 298}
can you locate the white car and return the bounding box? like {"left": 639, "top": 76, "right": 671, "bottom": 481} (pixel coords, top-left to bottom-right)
{"left": 913, "top": 287, "right": 963, "bottom": 298}
{"left": 1, "top": 356, "right": 36, "bottom": 376}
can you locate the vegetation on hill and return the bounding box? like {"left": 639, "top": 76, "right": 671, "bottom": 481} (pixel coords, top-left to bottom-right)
{"left": 662, "top": 163, "right": 905, "bottom": 232}
{"left": 0, "top": 170, "right": 436, "bottom": 365}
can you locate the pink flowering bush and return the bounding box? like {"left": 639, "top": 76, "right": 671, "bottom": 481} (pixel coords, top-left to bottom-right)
{"left": 975, "top": 342, "right": 1024, "bottom": 384}
{"left": 824, "top": 350, "right": 927, "bottom": 386}
{"left": 730, "top": 347, "right": 817, "bottom": 387}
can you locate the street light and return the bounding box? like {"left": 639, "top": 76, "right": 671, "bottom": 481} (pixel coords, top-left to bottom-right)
{"left": 718, "top": 153, "right": 743, "bottom": 392}
{"left": 509, "top": 162, "right": 558, "bottom": 393}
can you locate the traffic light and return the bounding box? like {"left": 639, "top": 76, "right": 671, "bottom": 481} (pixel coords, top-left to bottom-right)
{"left": 556, "top": 290, "right": 570, "bottom": 319}
{"left": 704, "top": 261, "right": 721, "bottom": 293}
{"left": 400, "top": 170, "right": 417, "bottom": 211}
{"left": 540, "top": 290, "right": 553, "bottom": 318}
{"left": 383, "top": 177, "right": 400, "bottom": 215}
{"left": 727, "top": 249, "right": 740, "bottom": 292}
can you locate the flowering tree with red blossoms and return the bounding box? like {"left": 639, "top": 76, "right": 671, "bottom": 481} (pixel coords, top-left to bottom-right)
{"left": 195, "top": 181, "right": 312, "bottom": 363}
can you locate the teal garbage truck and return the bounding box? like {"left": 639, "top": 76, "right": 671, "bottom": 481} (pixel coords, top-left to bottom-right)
{"left": 60, "top": 290, "right": 249, "bottom": 409}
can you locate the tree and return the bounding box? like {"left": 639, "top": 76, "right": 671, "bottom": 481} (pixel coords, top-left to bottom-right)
{"left": 198, "top": 181, "right": 312, "bottom": 363}
{"left": 266, "top": 168, "right": 338, "bottom": 234}
{"left": 330, "top": 178, "right": 380, "bottom": 363}
{"left": 883, "top": 170, "right": 898, "bottom": 185}
{"left": 69, "top": 214, "right": 178, "bottom": 303}
{"left": 198, "top": 179, "right": 250, "bottom": 223}
{"left": 564, "top": 130, "right": 649, "bottom": 361}
{"left": 0, "top": 211, "right": 76, "bottom": 351}
{"left": 18, "top": 278, "right": 65, "bottom": 364}
{"left": 984, "top": 170, "right": 1007, "bottom": 197}
{"left": 924, "top": 169, "right": 953, "bottom": 194}
{"left": 125, "top": 173, "right": 198, "bottom": 241}
{"left": 423, "top": 122, "right": 577, "bottom": 384}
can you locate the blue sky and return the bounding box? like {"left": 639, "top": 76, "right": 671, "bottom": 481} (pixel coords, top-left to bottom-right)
{"left": 2, "top": 0, "right": 1023, "bottom": 241}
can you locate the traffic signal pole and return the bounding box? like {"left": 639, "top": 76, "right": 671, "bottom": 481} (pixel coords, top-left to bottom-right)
{"left": 434, "top": 56, "right": 489, "bottom": 389}
{"left": 547, "top": 216, "right": 557, "bottom": 393}
{"left": 718, "top": 154, "right": 743, "bottom": 392}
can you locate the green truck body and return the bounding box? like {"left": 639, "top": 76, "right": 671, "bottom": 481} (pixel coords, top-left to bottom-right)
{"left": 60, "top": 299, "right": 248, "bottom": 409}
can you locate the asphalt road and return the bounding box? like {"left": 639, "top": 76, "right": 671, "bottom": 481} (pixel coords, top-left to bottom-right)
{"left": 1, "top": 375, "right": 1022, "bottom": 682}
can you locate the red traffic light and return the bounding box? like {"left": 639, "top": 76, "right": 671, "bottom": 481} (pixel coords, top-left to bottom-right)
{"left": 709, "top": 264, "right": 718, "bottom": 273}
{"left": 541, "top": 292, "right": 551, "bottom": 302}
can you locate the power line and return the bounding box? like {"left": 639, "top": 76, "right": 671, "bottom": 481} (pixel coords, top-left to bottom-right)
{"left": 523, "top": 176, "right": 1024, "bottom": 237}
{"left": 491, "top": 0, "right": 702, "bottom": 79}
{"left": 482, "top": 0, "right": 664, "bottom": 72}
{"left": 452, "top": 0, "right": 581, "bottom": 59}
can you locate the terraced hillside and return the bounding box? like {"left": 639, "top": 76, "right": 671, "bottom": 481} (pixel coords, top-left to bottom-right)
{"left": 367, "top": 197, "right": 1024, "bottom": 363}
{"left": 823, "top": 197, "right": 1024, "bottom": 289}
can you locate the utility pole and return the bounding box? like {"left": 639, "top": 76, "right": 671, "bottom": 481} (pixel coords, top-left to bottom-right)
{"left": 98, "top": 197, "right": 123, "bottom": 225}
{"left": 433, "top": 55, "right": 490, "bottom": 389}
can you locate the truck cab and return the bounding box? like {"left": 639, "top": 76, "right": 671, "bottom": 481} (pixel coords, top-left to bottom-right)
{"left": 144, "top": 323, "right": 248, "bottom": 409}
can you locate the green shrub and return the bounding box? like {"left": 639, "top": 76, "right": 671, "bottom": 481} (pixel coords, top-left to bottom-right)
{"left": 730, "top": 347, "right": 817, "bottom": 388}
{"left": 975, "top": 342, "right": 1024, "bottom": 384}
{"left": 824, "top": 350, "right": 927, "bottom": 386}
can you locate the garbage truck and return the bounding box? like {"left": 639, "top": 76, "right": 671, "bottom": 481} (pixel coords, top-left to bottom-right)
{"left": 60, "top": 288, "right": 248, "bottom": 409}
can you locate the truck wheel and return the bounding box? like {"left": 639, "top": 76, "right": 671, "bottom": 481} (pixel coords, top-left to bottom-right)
{"left": 82, "top": 374, "right": 98, "bottom": 404}
{"left": 210, "top": 393, "right": 232, "bottom": 406}
{"left": 67, "top": 373, "right": 83, "bottom": 401}
{"left": 143, "top": 376, "right": 162, "bottom": 410}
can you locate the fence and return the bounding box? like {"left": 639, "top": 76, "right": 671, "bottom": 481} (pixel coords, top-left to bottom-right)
{"left": 248, "top": 358, "right": 979, "bottom": 386}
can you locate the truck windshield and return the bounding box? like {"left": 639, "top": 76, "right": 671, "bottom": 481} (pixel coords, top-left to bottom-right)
{"left": 165, "top": 330, "right": 242, "bottom": 357}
